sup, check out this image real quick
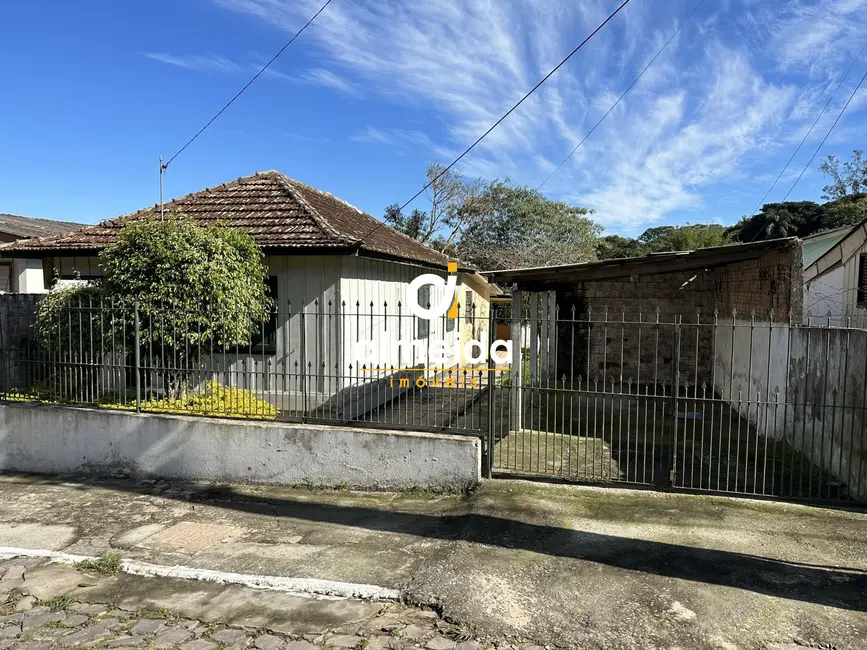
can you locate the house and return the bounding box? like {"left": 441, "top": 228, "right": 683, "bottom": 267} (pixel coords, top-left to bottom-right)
{"left": 0, "top": 213, "right": 85, "bottom": 292}
{"left": 802, "top": 218, "right": 867, "bottom": 327}
{"left": 0, "top": 171, "right": 495, "bottom": 415}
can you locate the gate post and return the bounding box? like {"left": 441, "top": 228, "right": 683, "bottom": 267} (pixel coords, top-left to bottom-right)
{"left": 486, "top": 306, "right": 496, "bottom": 478}
{"left": 134, "top": 300, "right": 141, "bottom": 414}
{"left": 510, "top": 287, "right": 523, "bottom": 432}
{"left": 669, "top": 320, "right": 682, "bottom": 487}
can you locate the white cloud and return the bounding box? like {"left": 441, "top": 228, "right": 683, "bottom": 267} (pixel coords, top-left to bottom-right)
{"left": 210, "top": 0, "right": 867, "bottom": 231}
{"left": 299, "top": 68, "right": 362, "bottom": 98}
{"left": 140, "top": 52, "right": 242, "bottom": 74}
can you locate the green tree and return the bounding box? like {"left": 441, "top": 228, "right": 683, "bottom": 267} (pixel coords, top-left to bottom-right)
{"left": 823, "top": 193, "right": 867, "bottom": 228}
{"left": 725, "top": 201, "right": 825, "bottom": 242}
{"left": 640, "top": 224, "right": 728, "bottom": 251}
{"left": 820, "top": 150, "right": 867, "bottom": 200}
{"left": 98, "top": 215, "right": 271, "bottom": 398}
{"left": 597, "top": 235, "right": 647, "bottom": 260}
{"left": 457, "top": 181, "right": 599, "bottom": 269}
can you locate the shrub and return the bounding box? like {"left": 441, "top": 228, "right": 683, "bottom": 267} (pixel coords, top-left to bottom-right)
{"left": 99, "top": 381, "right": 277, "bottom": 420}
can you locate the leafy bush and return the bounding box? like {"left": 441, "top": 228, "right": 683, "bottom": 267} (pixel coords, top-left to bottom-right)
{"left": 99, "top": 215, "right": 272, "bottom": 399}
{"left": 34, "top": 283, "right": 112, "bottom": 356}
{"left": 99, "top": 381, "right": 277, "bottom": 420}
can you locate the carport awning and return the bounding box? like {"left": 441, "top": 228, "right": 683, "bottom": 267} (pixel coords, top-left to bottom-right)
{"left": 485, "top": 237, "right": 800, "bottom": 288}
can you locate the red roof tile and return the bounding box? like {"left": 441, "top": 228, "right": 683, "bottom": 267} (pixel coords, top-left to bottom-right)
{"left": 1, "top": 171, "right": 453, "bottom": 268}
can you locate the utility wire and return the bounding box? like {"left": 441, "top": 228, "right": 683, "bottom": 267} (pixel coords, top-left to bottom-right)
{"left": 747, "top": 58, "right": 867, "bottom": 242}
{"left": 781, "top": 68, "right": 867, "bottom": 202}
{"left": 749, "top": 38, "right": 867, "bottom": 219}
{"left": 357, "top": 0, "right": 634, "bottom": 244}
{"left": 162, "top": 0, "right": 334, "bottom": 169}
{"left": 538, "top": 0, "right": 706, "bottom": 191}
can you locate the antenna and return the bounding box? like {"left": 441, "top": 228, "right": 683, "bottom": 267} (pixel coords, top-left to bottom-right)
{"left": 159, "top": 155, "right": 165, "bottom": 221}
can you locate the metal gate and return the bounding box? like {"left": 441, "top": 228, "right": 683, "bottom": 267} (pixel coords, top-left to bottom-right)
{"left": 487, "top": 300, "right": 867, "bottom": 504}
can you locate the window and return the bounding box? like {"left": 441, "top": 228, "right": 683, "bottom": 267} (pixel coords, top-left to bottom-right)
{"left": 417, "top": 284, "right": 430, "bottom": 339}
{"left": 465, "top": 290, "right": 474, "bottom": 323}
{"left": 858, "top": 254, "right": 867, "bottom": 308}
{"left": 247, "top": 276, "right": 279, "bottom": 353}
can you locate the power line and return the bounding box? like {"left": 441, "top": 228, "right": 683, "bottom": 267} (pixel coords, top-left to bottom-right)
{"left": 747, "top": 59, "right": 867, "bottom": 242}
{"left": 357, "top": 0, "right": 634, "bottom": 245}
{"left": 538, "top": 0, "right": 706, "bottom": 191}
{"left": 748, "top": 38, "right": 867, "bottom": 218}
{"left": 162, "top": 0, "right": 334, "bottom": 170}
{"left": 781, "top": 68, "right": 867, "bottom": 202}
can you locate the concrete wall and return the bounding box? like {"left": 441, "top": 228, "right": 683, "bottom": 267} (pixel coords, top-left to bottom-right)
{"left": 714, "top": 320, "right": 867, "bottom": 499}
{"left": 0, "top": 404, "right": 481, "bottom": 490}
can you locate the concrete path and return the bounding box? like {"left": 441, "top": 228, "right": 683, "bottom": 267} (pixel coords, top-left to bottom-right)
{"left": 0, "top": 475, "right": 865, "bottom": 649}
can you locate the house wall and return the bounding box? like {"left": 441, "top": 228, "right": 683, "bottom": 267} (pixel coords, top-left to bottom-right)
{"left": 804, "top": 266, "right": 846, "bottom": 324}
{"left": 841, "top": 239, "right": 867, "bottom": 318}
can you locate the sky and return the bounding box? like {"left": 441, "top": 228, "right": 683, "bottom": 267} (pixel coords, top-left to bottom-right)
{"left": 1, "top": 0, "right": 866, "bottom": 237}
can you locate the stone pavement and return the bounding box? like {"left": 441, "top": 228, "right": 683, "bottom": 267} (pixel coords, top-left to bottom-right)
{"left": 1, "top": 475, "right": 866, "bottom": 649}
{"left": 0, "top": 559, "right": 521, "bottom": 650}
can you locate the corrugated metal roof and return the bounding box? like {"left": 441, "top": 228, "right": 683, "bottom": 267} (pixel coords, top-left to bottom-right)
{"left": 485, "top": 238, "right": 800, "bottom": 286}
{"left": 0, "top": 171, "right": 453, "bottom": 269}
{"left": 801, "top": 227, "right": 851, "bottom": 268}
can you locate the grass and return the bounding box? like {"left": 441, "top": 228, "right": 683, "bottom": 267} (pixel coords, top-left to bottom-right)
{"left": 75, "top": 551, "right": 123, "bottom": 576}
{"left": 494, "top": 429, "right": 620, "bottom": 481}
{"left": 40, "top": 595, "right": 74, "bottom": 610}
{"left": 142, "top": 608, "right": 171, "bottom": 620}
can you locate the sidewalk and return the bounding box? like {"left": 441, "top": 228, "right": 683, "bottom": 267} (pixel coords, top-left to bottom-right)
{"left": 0, "top": 475, "right": 865, "bottom": 649}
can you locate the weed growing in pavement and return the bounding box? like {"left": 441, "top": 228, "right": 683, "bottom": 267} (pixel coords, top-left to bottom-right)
{"left": 75, "top": 551, "right": 123, "bottom": 576}
{"left": 40, "top": 595, "right": 74, "bottom": 610}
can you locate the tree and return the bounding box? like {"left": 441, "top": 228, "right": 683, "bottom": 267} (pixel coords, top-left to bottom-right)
{"left": 823, "top": 193, "right": 867, "bottom": 228}
{"left": 457, "top": 181, "right": 599, "bottom": 269}
{"left": 639, "top": 224, "right": 728, "bottom": 252}
{"left": 98, "top": 215, "right": 271, "bottom": 398}
{"left": 725, "top": 201, "right": 825, "bottom": 242}
{"left": 820, "top": 150, "right": 867, "bottom": 200}
{"left": 383, "top": 163, "right": 484, "bottom": 252}
{"left": 597, "top": 235, "right": 648, "bottom": 260}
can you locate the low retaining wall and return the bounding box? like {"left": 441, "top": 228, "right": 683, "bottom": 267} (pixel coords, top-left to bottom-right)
{"left": 0, "top": 404, "right": 481, "bottom": 490}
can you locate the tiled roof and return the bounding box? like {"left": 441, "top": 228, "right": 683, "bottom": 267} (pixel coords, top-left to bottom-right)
{"left": 0, "top": 214, "right": 86, "bottom": 239}
{"left": 0, "top": 171, "right": 452, "bottom": 268}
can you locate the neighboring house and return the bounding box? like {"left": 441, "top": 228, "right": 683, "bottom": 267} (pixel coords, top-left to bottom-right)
{"left": 0, "top": 171, "right": 493, "bottom": 412}
{"left": 0, "top": 213, "right": 86, "bottom": 292}
{"left": 802, "top": 219, "right": 867, "bottom": 326}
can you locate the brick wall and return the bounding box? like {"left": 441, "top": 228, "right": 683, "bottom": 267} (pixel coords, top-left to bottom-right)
{"left": 551, "top": 245, "right": 803, "bottom": 388}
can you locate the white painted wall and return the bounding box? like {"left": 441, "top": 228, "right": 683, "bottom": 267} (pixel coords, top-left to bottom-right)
{"left": 714, "top": 318, "right": 867, "bottom": 498}
{"left": 803, "top": 266, "right": 845, "bottom": 324}
{"left": 0, "top": 404, "right": 481, "bottom": 490}
{"left": 12, "top": 259, "right": 46, "bottom": 293}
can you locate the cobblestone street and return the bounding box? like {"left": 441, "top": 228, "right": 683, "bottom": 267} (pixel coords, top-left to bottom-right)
{"left": 0, "top": 560, "right": 537, "bottom": 650}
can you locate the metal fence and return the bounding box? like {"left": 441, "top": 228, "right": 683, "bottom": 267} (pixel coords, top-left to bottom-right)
{"left": 488, "top": 298, "right": 867, "bottom": 504}
{"left": 1, "top": 293, "right": 866, "bottom": 504}
{"left": 0, "top": 294, "right": 498, "bottom": 435}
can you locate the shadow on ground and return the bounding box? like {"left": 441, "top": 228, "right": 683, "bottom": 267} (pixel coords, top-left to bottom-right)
{"left": 12, "top": 473, "right": 867, "bottom": 614}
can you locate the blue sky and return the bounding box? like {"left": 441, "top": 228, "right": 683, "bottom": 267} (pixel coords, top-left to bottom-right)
{"left": 1, "top": 0, "right": 866, "bottom": 237}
